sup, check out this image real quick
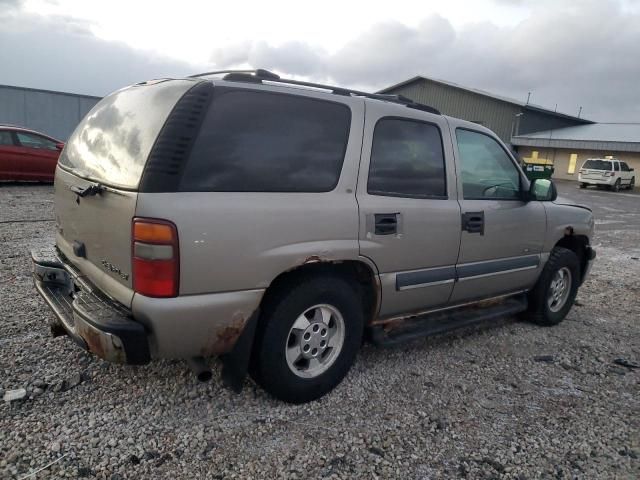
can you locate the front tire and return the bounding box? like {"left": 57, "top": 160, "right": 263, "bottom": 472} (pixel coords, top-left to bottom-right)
{"left": 251, "top": 275, "right": 364, "bottom": 403}
{"left": 579, "top": 183, "right": 587, "bottom": 189}
{"left": 628, "top": 177, "right": 635, "bottom": 190}
{"left": 524, "top": 247, "right": 580, "bottom": 326}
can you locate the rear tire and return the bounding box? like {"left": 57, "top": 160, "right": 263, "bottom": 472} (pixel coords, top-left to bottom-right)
{"left": 250, "top": 275, "right": 363, "bottom": 403}
{"left": 611, "top": 179, "right": 621, "bottom": 192}
{"left": 524, "top": 247, "right": 580, "bottom": 326}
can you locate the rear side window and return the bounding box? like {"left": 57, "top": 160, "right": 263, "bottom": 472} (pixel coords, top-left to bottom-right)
{"left": 367, "top": 118, "right": 446, "bottom": 198}
{"left": 583, "top": 159, "right": 612, "bottom": 170}
{"left": 614, "top": 162, "right": 620, "bottom": 171}
{"left": 0, "top": 130, "right": 14, "bottom": 145}
{"left": 181, "top": 90, "right": 351, "bottom": 192}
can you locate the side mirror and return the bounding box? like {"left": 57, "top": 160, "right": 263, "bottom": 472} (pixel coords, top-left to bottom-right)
{"left": 630, "top": 168, "right": 635, "bottom": 172}
{"left": 529, "top": 178, "right": 557, "bottom": 202}
{"left": 55, "top": 142, "right": 65, "bottom": 151}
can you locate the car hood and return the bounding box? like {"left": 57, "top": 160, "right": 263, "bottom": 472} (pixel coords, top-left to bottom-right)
{"left": 553, "top": 196, "right": 592, "bottom": 212}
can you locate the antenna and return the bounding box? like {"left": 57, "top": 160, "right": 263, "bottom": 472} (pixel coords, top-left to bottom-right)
{"left": 578, "top": 106, "right": 582, "bottom": 118}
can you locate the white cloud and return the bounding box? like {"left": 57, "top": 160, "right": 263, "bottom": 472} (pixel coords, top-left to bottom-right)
{"left": 210, "top": 0, "right": 640, "bottom": 121}
{"left": 2, "top": 0, "right": 639, "bottom": 121}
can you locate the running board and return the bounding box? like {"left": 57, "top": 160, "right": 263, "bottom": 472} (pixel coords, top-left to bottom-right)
{"left": 369, "top": 294, "right": 528, "bottom": 347}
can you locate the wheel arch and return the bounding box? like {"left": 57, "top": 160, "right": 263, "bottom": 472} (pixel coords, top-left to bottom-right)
{"left": 553, "top": 233, "right": 590, "bottom": 283}
{"left": 259, "top": 258, "right": 381, "bottom": 326}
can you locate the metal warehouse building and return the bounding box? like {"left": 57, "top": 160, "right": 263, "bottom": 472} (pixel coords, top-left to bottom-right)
{"left": 378, "top": 76, "right": 591, "bottom": 143}
{"left": 0, "top": 84, "right": 100, "bottom": 141}
{"left": 380, "top": 76, "right": 639, "bottom": 184}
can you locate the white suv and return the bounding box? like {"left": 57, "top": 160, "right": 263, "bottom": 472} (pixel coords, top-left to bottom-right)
{"left": 578, "top": 158, "right": 635, "bottom": 191}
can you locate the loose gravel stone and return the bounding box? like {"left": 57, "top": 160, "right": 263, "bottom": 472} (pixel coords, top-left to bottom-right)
{"left": 3, "top": 388, "right": 27, "bottom": 402}
{"left": 1, "top": 182, "right": 638, "bottom": 479}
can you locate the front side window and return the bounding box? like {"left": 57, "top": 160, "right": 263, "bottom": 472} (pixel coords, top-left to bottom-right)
{"left": 621, "top": 162, "right": 630, "bottom": 172}
{"left": 456, "top": 129, "right": 521, "bottom": 199}
{"left": 181, "top": 90, "right": 351, "bottom": 192}
{"left": 367, "top": 118, "right": 446, "bottom": 198}
{"left": 614, "top": 162, "right": 620, "bottom": 171}
{"left": 16, "top": 132, "right": 57, "bottom": 150}
{"left": 0, "top": 130, "right": 14, "bottom": 146}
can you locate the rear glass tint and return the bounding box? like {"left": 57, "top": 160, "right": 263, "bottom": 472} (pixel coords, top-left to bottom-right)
{"left": 180, "top": 90, "right": 351, "bottom": 192}
{"left": 583, "top": 160, "right": 612, "bottom": 170}
{"left": 59, "top": 81, "right": 193, "bottom": 189}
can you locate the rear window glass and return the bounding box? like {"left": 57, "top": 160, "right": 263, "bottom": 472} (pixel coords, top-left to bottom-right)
{"left": 583, "top": 160, "right": 612, "bottom": 170}
{"left": 180, "top": 90, "right": 351, "bottom": 192}
{"left": 59, "top": 81, "right": 192, "bottom": 189}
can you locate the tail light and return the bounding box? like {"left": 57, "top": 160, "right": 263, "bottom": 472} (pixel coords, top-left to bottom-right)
{"left": 579, "top": 169, "right": 585, "bottom": 174}
{"left": 132, "top": 218, "right": 179, "bottom": 297}
{"left": 604, "top": 171, "right": 614, "bottom": 176}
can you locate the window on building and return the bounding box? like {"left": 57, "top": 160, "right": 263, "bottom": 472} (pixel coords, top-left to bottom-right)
{"left": 367, "top": 118, "right": 446, "bottom": 198}
{"left": 456, "top": 129, "right": 521, "bottom": 199}
{"left": 567, "top": 153, "right": 578, "bottom": 174}
{"left": 181, "top": 90, "right": 351, "bottom": 192}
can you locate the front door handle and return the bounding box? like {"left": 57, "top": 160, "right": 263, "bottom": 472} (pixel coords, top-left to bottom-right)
{"left": 462, "top": 211, "right": 484, "bottom": 235}
{"left": 374, "top": 213, "right": 398, "bottom": 235}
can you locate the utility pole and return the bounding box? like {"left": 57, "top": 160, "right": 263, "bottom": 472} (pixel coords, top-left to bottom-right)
{"left": 526, "top": 92, "right": 531, "bottom": 104}
{"left": 578, "top": 106, "right": 582, "bottom": 118}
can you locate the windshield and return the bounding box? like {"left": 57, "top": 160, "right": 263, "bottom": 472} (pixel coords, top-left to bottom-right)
{"left": 583, "top": 159, "right": 612, "bottom": 171}
{"left": 58, "top": 80, "right": 193, "bottom": 189}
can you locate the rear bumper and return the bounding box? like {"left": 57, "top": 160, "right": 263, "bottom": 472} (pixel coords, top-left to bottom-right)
{"left": 31, "top": 247, "right": 150, "bottom": 364}
{"left": 32, "top": 246, "right": 265, "bottom": 362}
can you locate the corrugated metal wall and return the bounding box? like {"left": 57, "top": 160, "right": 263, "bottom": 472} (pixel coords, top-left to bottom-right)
{"left": 384, "top": 80, "right": 522, "bottom": 142}
{"left": 0, "top": 85, "right": 100, "bottom": 140}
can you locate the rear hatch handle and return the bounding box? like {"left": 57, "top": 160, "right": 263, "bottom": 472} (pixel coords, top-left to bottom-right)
{"left": 70, "top": 183, "right": 105, "bottom": 197}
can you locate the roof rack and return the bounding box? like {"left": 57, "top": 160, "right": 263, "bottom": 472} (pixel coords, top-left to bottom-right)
{"left": 188, "top": 69, "right": 281, "bottom": 79}
{"left": 189, "top": 69, "right": 441, "bottom": 115}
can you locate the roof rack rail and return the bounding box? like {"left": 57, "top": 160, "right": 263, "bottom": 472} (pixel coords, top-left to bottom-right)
{"left": 188, "top": 69, "right": 280, "bottom": 79}
{"left": 194, "top": 69, "right": 441, "bottom": 115}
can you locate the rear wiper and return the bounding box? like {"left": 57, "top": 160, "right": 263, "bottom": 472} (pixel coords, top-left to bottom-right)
{"left": 70, "top": 183, "right": 105, "bottom": 197}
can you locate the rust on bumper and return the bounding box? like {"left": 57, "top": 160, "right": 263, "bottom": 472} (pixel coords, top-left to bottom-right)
{"left": 75, "top": 318, "right": 128, "bottom": 364}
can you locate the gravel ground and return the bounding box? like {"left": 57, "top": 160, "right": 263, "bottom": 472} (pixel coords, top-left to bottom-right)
{"left": 1, "top": 181, "right": 638, "bottom": 479}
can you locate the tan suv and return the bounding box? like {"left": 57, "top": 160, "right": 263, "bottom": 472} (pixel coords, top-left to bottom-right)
{"left": 32, "top": 70, "right": 596, "bottom": 403}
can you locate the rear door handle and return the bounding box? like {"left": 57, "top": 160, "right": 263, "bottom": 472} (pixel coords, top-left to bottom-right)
{"left": 462, "top": 211, "right": 484, "bottom": 235}
{"left": 374, "top": 213, "right": 398, "bottom": 235}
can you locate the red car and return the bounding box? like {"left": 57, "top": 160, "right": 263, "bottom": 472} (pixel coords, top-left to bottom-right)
{"left": 0, "top": 125, "right": 64, "bottom": 182}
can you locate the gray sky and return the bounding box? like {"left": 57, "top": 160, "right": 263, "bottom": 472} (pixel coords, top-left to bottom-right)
{"left": 2, "top": 0, "right": 639, "bottom": 122}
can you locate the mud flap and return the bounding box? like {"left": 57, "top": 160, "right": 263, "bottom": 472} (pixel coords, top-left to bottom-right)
{"left": 220, "top": 309, "right": 260, "bottom": 393}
